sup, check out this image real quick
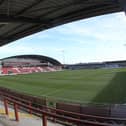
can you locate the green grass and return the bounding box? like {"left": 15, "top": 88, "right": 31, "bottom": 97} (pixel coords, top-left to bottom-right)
{"left": 0, "top": 68, "right": 126, "bottom": 104}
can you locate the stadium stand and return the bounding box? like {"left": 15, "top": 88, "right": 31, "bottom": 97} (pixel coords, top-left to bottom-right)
{"left": 65, "top": 60, "right": 126, "bottom": 70}
{"left": 0, "top": 55, "right": 62, "bottom": 75}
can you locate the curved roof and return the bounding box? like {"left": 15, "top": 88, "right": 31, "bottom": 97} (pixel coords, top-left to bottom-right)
{"left": 1, "top": 55, "right": 61, "bottom": 66}
{"left": 0, "top": 0, "right": 124, "bottom": 46}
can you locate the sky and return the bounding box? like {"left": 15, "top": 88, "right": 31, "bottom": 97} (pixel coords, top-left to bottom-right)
{"left": 0, "top": 12, "right": 126, "bottom": 64}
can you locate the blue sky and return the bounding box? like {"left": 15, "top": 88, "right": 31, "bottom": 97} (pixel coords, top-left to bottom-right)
{"left": 0, "top": 12, "right": 126, "bottom": 64}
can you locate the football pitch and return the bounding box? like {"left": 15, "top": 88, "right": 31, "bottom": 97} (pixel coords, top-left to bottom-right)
{"left": 0, "top": 68, "right": 126, "bottom": 104}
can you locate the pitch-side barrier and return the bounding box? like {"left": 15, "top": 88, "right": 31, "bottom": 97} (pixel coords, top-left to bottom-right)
{"left": 0, "top": 89, "right": 126, "bottom": 126}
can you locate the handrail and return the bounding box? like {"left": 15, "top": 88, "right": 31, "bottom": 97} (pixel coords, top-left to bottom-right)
{"left": 0, "top": 91, "right": 126, "bottom": 123}
{"left": 3, "top": 96, "right": 112, "bottom": 126}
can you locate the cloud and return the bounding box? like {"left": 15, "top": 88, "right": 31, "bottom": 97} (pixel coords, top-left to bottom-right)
{"left": 0, "top": 45, "right": 35, "bottom": 58}
{"left": 53, "top": 12, "right": 126, "bottom": 43}
{"left": 0, "top": 12, "right": 126, "bottom": 63}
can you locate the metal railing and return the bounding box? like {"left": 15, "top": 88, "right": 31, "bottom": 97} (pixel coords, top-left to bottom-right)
{"left": 0, "top": 88, "right": 126, "bottom": 126}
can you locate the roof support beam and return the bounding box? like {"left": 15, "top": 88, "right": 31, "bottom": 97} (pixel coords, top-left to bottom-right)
{"left": 16, "top": 0, "right": 44, "bottom": 15}
{"left": 27, "top": 0, "right": 116, "bottom": 14}
{"left": 0, "top": 15, "right": 46, "bottom": 24}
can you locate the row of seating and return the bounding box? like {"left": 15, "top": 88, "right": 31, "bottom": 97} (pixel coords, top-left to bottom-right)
{"left": 2, "top": 66, "right": 61, "bottom": 74}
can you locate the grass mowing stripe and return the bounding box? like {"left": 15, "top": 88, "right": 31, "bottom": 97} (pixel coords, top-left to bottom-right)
{"left": 0, "top": 68, "right": 126, "bottom": 104}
